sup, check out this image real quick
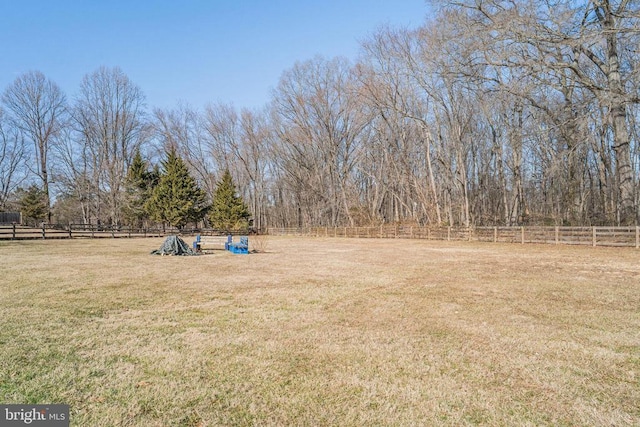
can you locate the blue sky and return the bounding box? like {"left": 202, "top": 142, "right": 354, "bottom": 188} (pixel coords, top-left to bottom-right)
{"left": 1, "top": 1, "right": 428, "bottom": 111}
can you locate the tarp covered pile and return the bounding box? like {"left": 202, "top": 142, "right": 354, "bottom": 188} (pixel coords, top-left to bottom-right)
{"left": 151, "top": 235, "right": 198, "bottom": 256}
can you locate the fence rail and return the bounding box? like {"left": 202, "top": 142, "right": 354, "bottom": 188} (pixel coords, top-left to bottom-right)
{"left": 0, "top": 224, "right": 70, "bottom": 240}
{"left": 267, "top": 226, "right": 640, "bottom": 248}
{"left": 0, "top": 224, "right": 253, "bottom": 241}
{"left": 2, "top": 224, "right": 639, "bottom": 248}
{"left": 0, "top": 224, "right": 168, "bottom": 240}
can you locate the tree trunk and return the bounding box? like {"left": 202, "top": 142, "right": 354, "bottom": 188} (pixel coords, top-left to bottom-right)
{"left": 604, "top": 5, "right": 636, "bottom": 224}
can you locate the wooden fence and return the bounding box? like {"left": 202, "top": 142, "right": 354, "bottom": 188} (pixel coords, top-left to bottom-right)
{"left": 267, "top": 225, "right": 640, "bottom": 248}
{"left": 2, "top": 223, "right": 639, "bottom": 248}
{"left": 0, "top": 224, "right": 168, "bottom": 240}
{"left": 0, "top": 224, "right": 252, "bottom": 240}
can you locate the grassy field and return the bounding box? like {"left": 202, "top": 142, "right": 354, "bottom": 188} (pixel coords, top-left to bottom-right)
{"left": 0, "top": 236, "right": 638, "bottom": 426}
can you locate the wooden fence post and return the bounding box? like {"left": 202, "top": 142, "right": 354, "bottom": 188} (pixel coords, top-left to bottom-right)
{"left": 636, "top": 226, "right": 639, "bottom": 249}
{"left": 494, "top": 227, "right": 497, "bottom": 243}
{"left": 447, "top": 227, "right": 451, "bottom": 241}
{"left": 521, "top": 227, "right": 524, "bottom": 244}
{"left": 555, "top": 226, "right": 559, "bottom": 244}
{"left": 592, "top": 227, "right": 597, "bottom": 247}
{"left": 42, "top": 223, "right": 46, "bottom": 239}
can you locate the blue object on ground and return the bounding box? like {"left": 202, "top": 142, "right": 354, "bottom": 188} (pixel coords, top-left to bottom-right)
{"left": 228, "top": 236, "right": 249, "bottom": 254}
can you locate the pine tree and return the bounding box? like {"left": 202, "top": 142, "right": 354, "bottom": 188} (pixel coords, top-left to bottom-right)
{"left": 19, "top": 185, "right": 48, "bottom": 225}
{"left": 209, "top": 169, "right": 250, "bottom": 231}
{"left": 122, "top": 149, "right": 157, "bottom": 227}
{"left": 146, "top": 148, "right": 209, "bottom": 229}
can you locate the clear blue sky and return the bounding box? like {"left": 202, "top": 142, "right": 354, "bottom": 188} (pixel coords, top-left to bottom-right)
{"left": 0, "top": 1, "right": 428, "bottom": 111}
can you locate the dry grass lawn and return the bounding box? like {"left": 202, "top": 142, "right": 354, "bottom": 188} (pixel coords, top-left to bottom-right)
{"left": 0, "top": 236, "right": 638, "bottom": 426}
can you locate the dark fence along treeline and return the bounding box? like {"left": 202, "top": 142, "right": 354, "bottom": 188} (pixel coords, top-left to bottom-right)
{"left": 0, "top": 224, "right": 253, "bottom": 240}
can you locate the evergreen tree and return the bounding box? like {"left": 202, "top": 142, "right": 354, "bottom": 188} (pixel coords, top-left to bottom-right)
{"left": 210, "top": 169, "right": 250, "bottom": 231}
{"left": 122, "top": 149, "right": 157, "bottom": 227}
{"left": 19, "top": 185, "right": 48, "bottom": 225}
{"left": 146, "top": 148, "right": 209, "bottom": 229}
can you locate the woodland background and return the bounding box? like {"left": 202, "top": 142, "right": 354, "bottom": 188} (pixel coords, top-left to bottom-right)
{"left": 1, "top": 1, "right": 639, "bottom": 229}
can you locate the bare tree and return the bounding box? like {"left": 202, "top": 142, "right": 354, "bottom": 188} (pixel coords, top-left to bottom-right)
{"left": 202, "top": 103, "right": 241, "bottom": 185}
{"left": 153, "top": 105, "right": 216, "bottom": 196}
{"left": 236, "top": 109, "right": 271, "bottom": 230}
{"left": 2, "top": 71, "right": 66, "bottom": 221}
{"left": 358, "top": 27, "right": 442, "bottom": 225}
{"left": 0, "top": 108, "right": 27, "bottom": 209}
{"left": 52, "top": 125, "right": 96, "bottom": 223}
{"left": 360, "top": 19, "right": 483, "bottom": 227}
{"left": 73, "top": 66, "right": 148, "bottom": 225}
{"left": 439, "top": 0, "right": 640, "bottom": 224}
{"left": 200, "top": 104, "right": 274, "bottom": 230}
{"left": 271, "top": 56, "right": 368, "bottom": 227}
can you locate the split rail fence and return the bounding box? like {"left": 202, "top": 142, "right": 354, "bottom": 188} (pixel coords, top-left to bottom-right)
{"left": 0, "top": 224, "right": 167, "bottom": 240}
{"left": 2, "top": 223, "right": 640, "bottom": 248}
{"left": 0, "top": 224, "right": 251, "bottom": 241}
{"left": 267, "top": 226, "right": 640, "bottom": 248}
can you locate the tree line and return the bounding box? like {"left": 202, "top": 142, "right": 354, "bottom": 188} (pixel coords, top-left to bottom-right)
{"left": 1, "top": 0, "right": 639, "bottom": 228}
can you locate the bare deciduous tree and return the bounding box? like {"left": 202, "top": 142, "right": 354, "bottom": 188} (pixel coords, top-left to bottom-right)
{"left": 153, "top": 105, "right": 215, "bottom": 194}
{"left": 73, "top": 66, "right": 148, "bottom": 225}
{"left": 439, "top": 0, "right": 640, "bottom": 224}
{"left": 2, "top": 71, "right": 66, "bottom": 221}
{"left": 0, "top": 108, "right": 27, "bottom": 210}
{"left": 271, "top": 56, "right": 368, "bottom": 227}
